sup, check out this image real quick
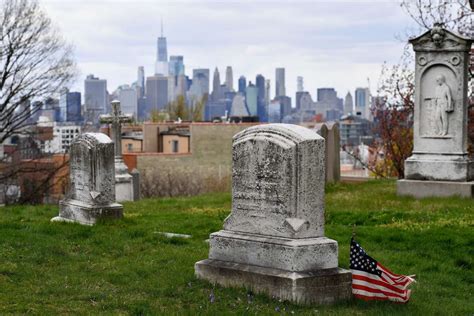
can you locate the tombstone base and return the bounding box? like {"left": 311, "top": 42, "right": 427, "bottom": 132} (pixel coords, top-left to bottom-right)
{"left": 195, "top": 259, "right": 352, "bottom": 305}
{"left": 53, "top": 199, "right": 123, "bottom": 225}
{"left": 209, "top": 230, "right": 338, "bottom": 272}
{"left": 397, "top": 179, "right": 474, "bottom": 198}
{"left": 404, "top": 154, "right": 473, "bottom": 182}
{"left": 115, "top": 174, "right": 133, "bottom": 202}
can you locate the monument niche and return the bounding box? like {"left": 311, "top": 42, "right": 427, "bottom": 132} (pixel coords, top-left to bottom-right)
{"left": 398, "top": 23, "right": 473, "bottom": 198}
{"left": 51, "top": 133, "right": 123, "bottom": 225}
{"left": 195, "top": 124, "right": 352, "bottom": 305}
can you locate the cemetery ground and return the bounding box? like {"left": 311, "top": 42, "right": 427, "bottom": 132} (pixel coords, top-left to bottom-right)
{"left": 0, "top": 180, "right": 472, "bottom": 315}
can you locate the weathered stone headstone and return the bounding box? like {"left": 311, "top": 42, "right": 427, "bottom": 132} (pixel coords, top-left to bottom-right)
{"left": 195, "top": 124, "right": 351, "bottom": 305}
{"left": 398, "top": 24, "right": 473, "bottom": 198}
{"left": 51, "top": 133, "right": 123, "bottom": 225}
{"left": 317, "top": 123, "right": 341, "bottom": 183}
{"left": 100, "top": 100, "right": 135, "bottom": 202}
{"left": 131, "top": 168, "right": 140, "bottom": 201}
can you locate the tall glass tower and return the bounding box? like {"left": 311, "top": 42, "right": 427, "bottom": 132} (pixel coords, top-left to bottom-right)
{"left": 155, "top": 19, "right": 168, "bottom": 75}
{"left": 275, "top": 68, "right": 286, "bottom": 97}
{"left": 157, "top": 20, "right": 167, "bottom": 62}
{"left": 238, "top": 76, "right": 246, "bottom": 94}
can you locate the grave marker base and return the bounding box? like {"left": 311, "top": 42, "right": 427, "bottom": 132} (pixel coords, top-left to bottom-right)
{"left": 397, "top": 179, "right": 474, "bottom": 198}
{"left": 195, "top": 259, "right": 352, "bottom": 305}
{"left": 52, "top": 199, "right": 123, "bottom": 225}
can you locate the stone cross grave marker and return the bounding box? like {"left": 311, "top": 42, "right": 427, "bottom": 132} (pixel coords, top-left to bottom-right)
{"left": 195, "top": 124, "right": 352, "bottom": 305}
{"left": 398, "top": 23, "right": 473, "bottom": 198}
{"left": 51, "top": 133, "right": 123, "bottom": 225}
{"left": 100, "top": 100, "right": 135, "bottom": 202}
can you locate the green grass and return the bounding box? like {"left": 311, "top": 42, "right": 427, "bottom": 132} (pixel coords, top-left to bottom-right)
{"left": 0, "top": 180, "right": 472, "bottom": 315}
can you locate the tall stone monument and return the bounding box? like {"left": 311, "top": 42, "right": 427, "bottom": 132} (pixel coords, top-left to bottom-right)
{"left": 51, "top": 133, "right": 123, "bottom": 225}
{"left": 195, "top": 124, "right": 352, "bottom": 305}
{"left": 398, "top": 24, "right": 473, "bottom": 198}
{"left": 100, "top": 100, "right": 134, "bottom": 202}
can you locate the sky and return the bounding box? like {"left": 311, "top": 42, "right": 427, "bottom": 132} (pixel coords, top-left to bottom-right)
{"left": 41, "top": 0, "right": 418, "bottom": 102}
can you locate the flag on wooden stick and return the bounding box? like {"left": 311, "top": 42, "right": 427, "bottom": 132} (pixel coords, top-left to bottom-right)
{"left": 350, "top": 238, "right": 415, "bottom": 303}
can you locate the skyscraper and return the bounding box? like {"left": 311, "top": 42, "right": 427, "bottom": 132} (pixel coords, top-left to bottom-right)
{"left": 137, "top": 66, "right": 145, "bottom": 97}
{"left": 256, "top": 74, "right": 266, "bottom": 121}
{"left": 317, "top": 88, "right": 337, "bottom": 102}
{"left": 225, "top": 66, "right": 233, "bottom": 91}
{"left": 169, "top": 56, "right": 185, "bottom": 76}
{"left": 189, "top": 68, "right": 210, "bottom": 105}
{"left": 212, "top": 67, "right": 221, "bottom": 101}
{"left": 295, "top": 91, "right": 305, "bottom": 110}
{"left": 84, "top": 74, "right": 107, "bottom": 122}
{"left": 58, "top": 88, "right": 68, "bottom": 122}
{"left": 256, "top": 74, "right": 265, "bottom": 101}
{"left": 157, "top": 19, "right": 167, "bottom": 62}
{"left": 355, "top": 87, "right": 370, "bottom": 119}
{"left": 155, "top": 19, "right": 168, "bottom": 75}
{"left": 118, "top": 86, "right": 138, "bottom": 118}
{"left": 344, "top": 92, "right": 353, "bottom": 115}
{"left": 238, "top": 76, "right": 246, "bottom": 94}
{"left": 146, "top": 75, "right": 168, "bottom": 111}
{"left": 275, "top": 68, "right": 286, "bottom": 97}
{"left": 297, "top": 76, "right": 304, "bottom": 92}
{"left": 246, "top": 82, "right": 258, "bottom": 117}
{"left": 66, "top": 92, "right": 82, "bottom": 122}
{"left": 265, "top": 79, "right": 271, "bottom": 106}
{"left": 59, "top": 88, "right": 82, "bottom": 122}
{"left": 268, "top": 100, "right": 282, "bottom": 123}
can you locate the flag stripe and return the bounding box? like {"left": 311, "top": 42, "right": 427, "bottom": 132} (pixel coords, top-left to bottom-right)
{"left": 352, "top": 279, "right": 409, "bottom": 299}
{"left": 352, "top": 284, "right": 409, "bottom": 301}
{"left": 352, "top": 270, "right": 412, "bottom": 291}
{"left": 352, "top": 273, "right": 408, "bottom": 294}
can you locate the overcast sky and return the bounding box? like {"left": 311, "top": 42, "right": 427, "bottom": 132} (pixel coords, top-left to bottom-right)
{"left": 41, "top": 0, "right": 417, "bottom": 101}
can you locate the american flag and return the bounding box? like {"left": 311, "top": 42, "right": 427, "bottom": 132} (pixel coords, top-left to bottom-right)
{"left": 350, "top": 238, "right": 415, "bottom": 303}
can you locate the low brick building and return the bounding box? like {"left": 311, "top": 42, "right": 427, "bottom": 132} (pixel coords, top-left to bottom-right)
{"left": 124, "top": 122, "right": 259, "bottom": 173}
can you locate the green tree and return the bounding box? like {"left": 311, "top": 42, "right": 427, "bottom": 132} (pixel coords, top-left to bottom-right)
{"left": 190, "top": 94, "right": 208, "bottom": 122}
{"left": 149, "top": 109, "right": 168, "bottom": 122}
{"left": 167, "top": 95, "right": 188, "bottom": 121}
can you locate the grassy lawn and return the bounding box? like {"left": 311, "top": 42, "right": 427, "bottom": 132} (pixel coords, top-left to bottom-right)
{"left": 0, "top": 180, "right": 472, "bottom": 315}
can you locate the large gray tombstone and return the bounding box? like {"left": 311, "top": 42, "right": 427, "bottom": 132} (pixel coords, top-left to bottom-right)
{"left": 51, "top": 133, "right": 123, "bottom": 225}
{"left": 398, "top": 24, "right": 473, "bottom": 198}
{"left": 195, "top": 124, "right": 351, "bottom": 305}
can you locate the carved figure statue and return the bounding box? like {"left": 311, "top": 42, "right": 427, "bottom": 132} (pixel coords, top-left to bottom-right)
{"left": 434, "top": 74, "right": 453, "bottom": 136}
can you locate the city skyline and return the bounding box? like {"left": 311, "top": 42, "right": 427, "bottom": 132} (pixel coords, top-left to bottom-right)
{"left": 42, "top": 1, "right": 418, "bottom": 101}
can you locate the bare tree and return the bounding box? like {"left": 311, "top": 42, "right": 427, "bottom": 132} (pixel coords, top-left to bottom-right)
{"left": 0, "top": 0, "right": 76, "bottom": 204}
{"left": 0, "top": 0, "right": 76, "bottom": 144}
{"left": 400, "top": 0, "right": 473, "bottom": 37}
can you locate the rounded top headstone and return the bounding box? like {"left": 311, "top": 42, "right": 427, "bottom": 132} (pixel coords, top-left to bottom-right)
{"left": 80, "top": 132, "right": 113, "bottom": 145}
{"left": 233, "top": 123, "right": 323, "bottom": 149}
{"left": 227, "top": 123, "right": 326, "bottom": 238}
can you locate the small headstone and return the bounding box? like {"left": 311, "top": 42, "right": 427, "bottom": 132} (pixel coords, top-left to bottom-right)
{"left": 51, "top": 133, "right": 123, "bottom": 225}
{"left": 195, "top": 124, "right": 351, "bottom": 305}
{"left": 316, "top": 123, "right": 341, "bottom": 183}
{"left": 131, "top": 168, "right": 140, "bottom": 201}
{"left": 398, "top": 24, "right": 474, "bottom": 198}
